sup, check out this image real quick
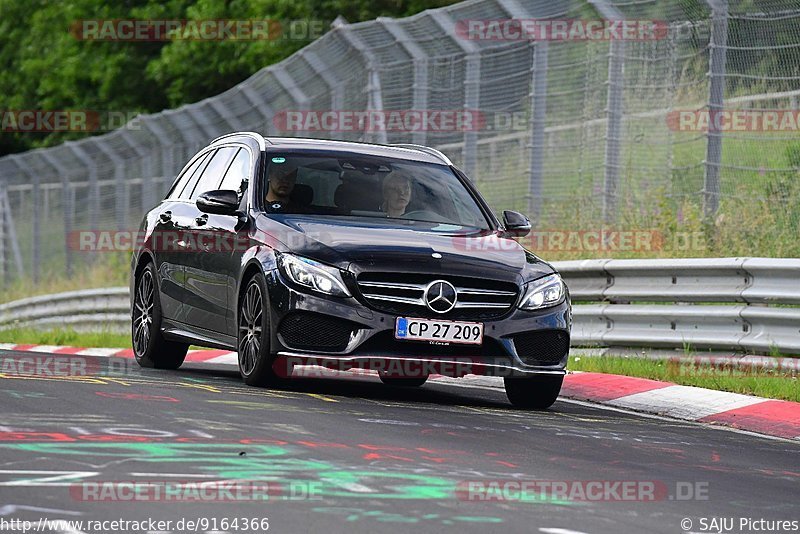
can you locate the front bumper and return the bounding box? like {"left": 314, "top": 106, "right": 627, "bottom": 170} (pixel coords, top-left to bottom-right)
{"left": 265, "top": 269, "right": 571, "bottom": 378}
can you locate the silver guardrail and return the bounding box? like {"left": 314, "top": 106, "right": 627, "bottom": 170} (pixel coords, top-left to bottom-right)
{"left": 0, "top": 287, "right": 130, "bottom": 334}
{"left": 559, "top": 258, "right": 800, "bottom": 355}
{"left": 1, "top": 258, "right": 798, "bottom": 354}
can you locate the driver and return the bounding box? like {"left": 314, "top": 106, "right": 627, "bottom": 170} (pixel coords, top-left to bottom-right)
{"left": 265, "top": 163, "right": 299, "bottom": 212}
{"left": 380, "top": 173, "right": 412, "bottom": 217}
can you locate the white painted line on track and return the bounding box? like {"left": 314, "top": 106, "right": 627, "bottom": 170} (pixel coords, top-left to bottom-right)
{"left": 608, "top": 385, "right": 766, "bottom": 420}
{"left": 74, "top": 348, "right": 123, "bottom": 356}
{"left": 25, "top": 345, "right": 67, "bottom": 353}
{"left": 204, "top": 353, "right": 239, "bottom": 365}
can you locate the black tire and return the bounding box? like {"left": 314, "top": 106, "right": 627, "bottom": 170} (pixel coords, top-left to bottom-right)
{"left": 132, "top": 262, "right": 188, "bottom": 369}
{"left": 504, "top": 374, "right": 563, "bottom": 409}
{"left": 238, "top": 272, "right": 280, "bottom": 386}
{"left": 378, "top": 373, "right": 428, "bottom": 387}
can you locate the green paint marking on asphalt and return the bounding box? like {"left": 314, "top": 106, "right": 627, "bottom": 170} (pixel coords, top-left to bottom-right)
{"left": 0, "top": 442, "right": 573, "bottom": 505}
{"left": 310, "top": 508, "right": 507, "bottom": 524}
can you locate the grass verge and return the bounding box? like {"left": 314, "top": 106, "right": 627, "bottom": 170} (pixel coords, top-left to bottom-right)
{"left": 0, "top": 327, "right": 210, "bottom": 352}
{"left": 0, "top": 328, "right": 131, "bottom": 349}
{"left": 568, "top": 354, "right": 800, "bottom": 403}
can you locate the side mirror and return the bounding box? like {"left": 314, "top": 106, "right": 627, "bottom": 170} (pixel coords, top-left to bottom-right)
{"left": 197, "top": 189, "right": 241, "bottom": 216}
{"left": 502, "top": 210, "right": 531, "bottom": 237}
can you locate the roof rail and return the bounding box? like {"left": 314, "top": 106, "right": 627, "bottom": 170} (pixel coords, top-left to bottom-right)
{"left": 210, "top": 131, "right": 269, "bottom": 150}
{"left": 391, "top": 144, "right": 452, "bottom": 165}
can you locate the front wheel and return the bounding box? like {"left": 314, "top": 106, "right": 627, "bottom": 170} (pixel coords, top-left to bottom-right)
{"left": 238, "top": 273, "right": 281, "bottom": 386}
{"left": 132, "top": 262, "right": 188, "bottom": 369}
{"left": 504, "top": 374, "right": 563, "bottom": 409}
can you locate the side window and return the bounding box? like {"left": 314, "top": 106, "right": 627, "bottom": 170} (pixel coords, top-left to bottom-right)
{"left": 188, "top": 147, "right": 237, "bottom": 200}
{"left": 219, "top": 148, "right": 250, "bottom": 194}
{"left": 168, "top": 151, "right": 210, "bottom": 200}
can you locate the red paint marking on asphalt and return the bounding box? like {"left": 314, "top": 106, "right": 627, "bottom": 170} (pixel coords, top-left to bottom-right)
{"left": 700, "top": 399, "right": 800, "bottom": 439}
{"left": 561, "top": 372, "right": 672, "bottom": 401}
{"left": 11, "top": 344, "right": 36, "bottom": 351}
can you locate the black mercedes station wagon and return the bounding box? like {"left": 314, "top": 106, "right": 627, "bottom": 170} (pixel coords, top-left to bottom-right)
{"left": 130, "top": 132, "right": 571, "bottom": 408}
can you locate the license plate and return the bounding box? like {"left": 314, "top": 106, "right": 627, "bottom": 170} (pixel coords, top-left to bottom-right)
{"left": 395, "top": 317, "right": 483, "bottom": 345}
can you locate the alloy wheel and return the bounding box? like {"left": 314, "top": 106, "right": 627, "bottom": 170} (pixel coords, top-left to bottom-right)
{"left": 238, "top": 281, "right": 263, "bottom": 376}
{"left": 133, "top": 269, "right": 155, "bottom": 356}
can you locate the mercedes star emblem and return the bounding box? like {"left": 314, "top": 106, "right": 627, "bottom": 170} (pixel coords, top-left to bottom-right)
{"left": 424, "top": 280, "right": 457, "bottom": 314}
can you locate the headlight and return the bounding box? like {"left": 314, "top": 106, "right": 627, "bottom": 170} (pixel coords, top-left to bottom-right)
{"left": 277, "top": 253, "right": 351, "bottom": 297}
{"left": 518, "top": 274, "right": 564, "bottom": 310}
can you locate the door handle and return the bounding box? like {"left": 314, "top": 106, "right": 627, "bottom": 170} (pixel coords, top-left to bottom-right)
{"left": 195, "top": 214, "right": 209, "bottom": 226}
{"left": 159, "top": 211, "right": 172, "bottom": 223}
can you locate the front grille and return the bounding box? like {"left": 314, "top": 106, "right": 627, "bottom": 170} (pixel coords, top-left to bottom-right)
{"left": 278, "top": 312, "right": 356, "bottom": 352}
{"left": 513, "top": 330, "right": 570, "bottom": 365}
{"left": 356, "top": 272, "right": 518, "bottom": 320}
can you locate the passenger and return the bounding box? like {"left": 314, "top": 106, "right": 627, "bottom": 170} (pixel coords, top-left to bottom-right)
{"left": 380, "top": 173, "right": 412, "bottom": 217}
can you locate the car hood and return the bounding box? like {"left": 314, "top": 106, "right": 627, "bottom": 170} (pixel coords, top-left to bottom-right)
{"left": 255, "top": 214, "right": 554, "bottom": 283}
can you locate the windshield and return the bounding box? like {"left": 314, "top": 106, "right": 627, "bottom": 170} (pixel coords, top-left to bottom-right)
{"left": 261, "top": 152, "right": 491, "bottom": 230}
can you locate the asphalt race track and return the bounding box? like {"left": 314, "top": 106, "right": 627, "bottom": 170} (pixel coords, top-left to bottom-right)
{"left": 0, "top": 348, "right": 797, "bottom": 534}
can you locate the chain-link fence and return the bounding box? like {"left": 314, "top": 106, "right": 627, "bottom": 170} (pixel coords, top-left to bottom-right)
{"left": 1, "top": 0, "right": 799, "bottom": 286}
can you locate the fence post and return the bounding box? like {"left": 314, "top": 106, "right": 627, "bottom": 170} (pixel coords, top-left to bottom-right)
{"left": 271, "top": 63, "right": 311, "bottom": 137}
{"left": 0, "top": 178, "right": 6, "bottom": 282}
{"left": 241, "top": 85, "right": 278, "bottom": 136}
{"left": 8, "top": 155, "right": 36, "bottom": 283}
{"left": 429, "top": 11, "right": 481, "bottom": 177}
{"left": 588, "top": 0, "right": 625, "bottom": 223}
{"left": 140, "top": 116, "right": 175, "bottom": 193}
{"left": 40, "top": 152, "right": 73, "bottom": 278}
{"left": 119, "top": 128, "right": 155, "bottom": 214}
{"left": 0, "top": 184, "right": 24, "bottom": 283}
{"left": 67, "top": 143, "right": 99, "bottom": 231}
{"left": 704, "top": 0, "right": 729, "bottom": 217}
{"left": 378, "top": 18, "right": 429, "bottom": 146}
{"left": 273, "top": 64, "right": 311, "bottom": 112}
{"left": 603, "top": 38, "right": 625, "bottom": 223}
{"left": 95, "top": 139, "right": 128, "bottom": 232}
{"left": 302, "top": 50, "right": 345, "bottom": 111}
{"left": 332, "top": 16, "right": 387, "bottom": 145}
{"left": 528, "top": 40, "right": 549, "bottom": 222}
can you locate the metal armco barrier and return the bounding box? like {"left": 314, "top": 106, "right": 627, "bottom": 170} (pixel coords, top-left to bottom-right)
{"left": 0, "top": 287, "right": 130, "bottom": 333}
{"left": 1, "top": 258, "right": 798, "bottom": 355}
{"left": 559, "top": 258, "right": 800, "bottom": 355}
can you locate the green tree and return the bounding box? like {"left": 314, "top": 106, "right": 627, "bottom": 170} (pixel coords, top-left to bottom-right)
{"left": 0, "top": 0, "right": 457, "bottom": 156}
